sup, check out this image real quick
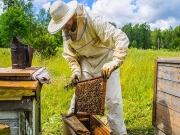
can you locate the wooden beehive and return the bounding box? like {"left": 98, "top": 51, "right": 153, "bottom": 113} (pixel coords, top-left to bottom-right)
{"left": 62, "top": 114, "right": 113, "bottom": 135}
{"left": 0, "top": 67, "right": 42, "bottom": 135}
{"left": 63, "top": 76, "right": 112, "bottom": 135}
{"left": 152, "top": 57, "right": 180, "bottom": 135}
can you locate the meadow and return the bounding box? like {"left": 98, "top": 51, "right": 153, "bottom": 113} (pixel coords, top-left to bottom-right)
{"left": 0, "top": 48, "right": 179, "bottom": 135}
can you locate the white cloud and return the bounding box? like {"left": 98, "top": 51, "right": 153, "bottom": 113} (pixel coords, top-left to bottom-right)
{"left": 150, "top": 17, "right": 180, "bottom": 30}
{"left": 90, "top": 0, "right": 180, "bottom": 30}
{"left": 42, "top": 2, "right": 51, "bottom": 11}
{"left": 34, "top": 0, "right": 47, "bottom": 4}
{"left": 33, "top": 0, "right": 51, "bottom": 13}
{"left": 34, "top": 0, "right": 180, "bottom": 30}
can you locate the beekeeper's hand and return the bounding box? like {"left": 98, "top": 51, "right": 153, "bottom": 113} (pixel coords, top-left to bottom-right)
{"left": 101, "top": 61, "right": 120, "bottom": 79}
{"left": 70, "top": 71, "right": 81, "bottom": 85}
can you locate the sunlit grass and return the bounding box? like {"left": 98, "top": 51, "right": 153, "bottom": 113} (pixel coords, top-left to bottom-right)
{"left": 0, "top": 48, "right": 179, "bottom": 135}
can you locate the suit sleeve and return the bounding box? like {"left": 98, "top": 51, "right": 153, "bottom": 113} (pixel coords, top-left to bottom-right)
{"left": 62, "top": 41, "right": 81, "bottom": 74}
{"left": 89, "top": 12, "right": 129, "bottom": 66}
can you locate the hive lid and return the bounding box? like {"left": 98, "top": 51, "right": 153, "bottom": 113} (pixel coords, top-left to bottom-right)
{"left": 0, "top": 66, "right": 41, "bottom": 77}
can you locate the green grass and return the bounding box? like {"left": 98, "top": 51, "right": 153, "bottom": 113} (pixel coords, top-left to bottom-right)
{"left": 0, "top": 48, "right": 179, "bottom": 135}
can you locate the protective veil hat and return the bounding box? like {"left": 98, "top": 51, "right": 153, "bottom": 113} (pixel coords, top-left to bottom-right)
{"left": 48, "top": 0, "right": 78, "bottom": 34}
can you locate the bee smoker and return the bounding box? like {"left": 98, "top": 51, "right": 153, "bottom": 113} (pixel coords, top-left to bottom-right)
{"left": 10, "top": 37, "right": 33, "bottom": 69}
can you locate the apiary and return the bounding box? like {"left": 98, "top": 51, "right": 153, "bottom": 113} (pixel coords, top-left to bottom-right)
{"left": 153, "top": 57, "right": 180, "bottom": 135}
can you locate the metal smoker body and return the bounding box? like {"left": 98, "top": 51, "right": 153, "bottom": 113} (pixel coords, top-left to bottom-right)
{"left": 10, "top": 37, "right": 33, "bottom": 69}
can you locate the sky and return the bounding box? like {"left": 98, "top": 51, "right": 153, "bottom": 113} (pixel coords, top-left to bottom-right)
{"left": 33, "top": 0, "right": 180, "bottom": 30}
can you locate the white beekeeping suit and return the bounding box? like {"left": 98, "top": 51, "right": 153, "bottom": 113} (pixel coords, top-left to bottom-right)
{"left": 48, "top": 1, "right": 129, "bottom": 134}
{"left": 62, "top": 5, "right": 129, "bottom": 135}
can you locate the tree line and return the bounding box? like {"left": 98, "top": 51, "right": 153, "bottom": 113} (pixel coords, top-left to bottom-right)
{"left": 121, "top": 23, "right": 180, "bottom": 51}
{"left": 0, "top": 0, "right": 179, "bottom": 58}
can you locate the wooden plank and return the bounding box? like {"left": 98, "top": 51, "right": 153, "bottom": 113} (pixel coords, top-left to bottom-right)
{"left": 0, "top": 80, "right": 39, "bottom": 90}
{"left": 33, "top": 98, "right": 41, "bottom": 135}
{"left": 0, "top": 89, "right": 35, "bottom": 100}
{"left": 90, "top": 115, "right": 113, "bottom": 135}
{"left": 158, "top": 63, "right": 180, "bottom": 68}
{"left": 0, "top": 66, "right": 41, "bottom": 77}
{"left": 19, "top": 112, "right": 26, "bottom": 135}
{"left": 156, "top": 114, "right": 180, "bottom": 135}
{"left": 0, "top": 111, "right": 19, "bottom": 118}
{"left": 157, "top": 78, "right": 180, "bottom": 97}
{"left": 154, "top": 128, "right": 167, "bottom": 135}
{"left": 156, "top": 91, "right": 180, "bottom": 112}
{"left": 63, "top": 115, "right": 90, "bottom": 135}
{"left": 0, "top": 111, "right": 19, "bottom": 135}
{"left": 0, "top": 100, "right": 33, "bottom": 111}
{"left": 156, "top": 103, "right": 180, "bottom": 128}
{"left": 157, "top": 64, "right": 180, "bottom": 82}
{"left": 157, "top": 57, "right": 180, "bottom": 64}
{"left": 153, "top": 59, "right": 158, "bottom": 126}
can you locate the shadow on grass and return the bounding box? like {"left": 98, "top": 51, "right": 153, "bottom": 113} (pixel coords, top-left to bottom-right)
{"left": 127, "top": 126, "right": 155, "bottom": 135}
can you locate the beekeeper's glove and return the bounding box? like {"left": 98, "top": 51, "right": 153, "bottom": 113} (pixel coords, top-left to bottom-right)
{"left": 70, "top": 71, "right": 81, "bottom": 85}
{"left": 101, "top": 60, "right": 120, "bottom": 79}
{"left": 101, "top": 47, "right": 128, "bottom": 79}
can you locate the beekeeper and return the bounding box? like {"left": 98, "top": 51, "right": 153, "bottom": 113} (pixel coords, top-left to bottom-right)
{"left": 48, "top": 1, "right": 129, "bottom": 135}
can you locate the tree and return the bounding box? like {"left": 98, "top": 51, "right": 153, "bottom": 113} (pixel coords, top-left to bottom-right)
{"left": 131, "top": 24, "right": 140, "bottom": 48}
{"left": 139, "top": 23, "right": 151, "bottom": 49}
{"left": 3, "top": 0, "right": 19, "bottom": 9}
{"left": 161, "top": 27, "right": 174, "bottom": 49}
{"left": 37, "top": 8, "right": 51, "bottom": 36}
{"left": 109, "top": 22, "right": 117, "bottom": 28}
{"left": 122, "top": 23, "right": 133, "bottom": 47}
{"left": 174, "top": 26, "right": 180, "bottom": 38}
{"left": 151, "top": 28, "right": 161, "bottom": 49}
{"left": 171, "top": 37, "right": 180, "bottom": 51}
{"left": 24, "top": 0, "right": 35, "bottom": 37}
{"left": 23, "top": 8, "right": 60, "bottom": 57}
{"left": 122, "top": 23, "right": 151, "bottom": 49}
{"left": 0, "top": 6, "right": 29, "bottom": 47}
{"left": 33, "top": 34, "right": 58, "bottom": 58}
{"left": 131, "top": 40, "right": 138, "bottom": 48}
{"left": 53, "top": 30, "right": 63, "bottom": 47}
{"left": 0, "top": 0, "right": 62, "bottom": 57}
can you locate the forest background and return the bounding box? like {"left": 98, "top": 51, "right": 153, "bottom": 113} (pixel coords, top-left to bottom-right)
{"left": 0, "top": 0, "right": 180, "bottom": 55}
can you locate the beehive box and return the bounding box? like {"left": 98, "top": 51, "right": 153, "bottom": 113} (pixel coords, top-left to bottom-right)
{"left": 152, "top": 57, "right": 180, "bottom": 135}
{"left": 63, "top": 114, "right": 113, "bottom": 135}
{"left": 0, "top": 67, "right": 42, "bottom": 135}
{"left": 63, "top": 77, "right": 112, "bottom": 135}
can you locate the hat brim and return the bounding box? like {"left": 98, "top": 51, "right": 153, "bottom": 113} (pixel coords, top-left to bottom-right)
{"left": 48, "top": 1, "right": 78, "bottom": 34}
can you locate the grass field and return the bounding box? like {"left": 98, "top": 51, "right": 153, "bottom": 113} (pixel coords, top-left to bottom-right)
{"left": 0, "top": 48, "right": 179, "bottom": 135}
